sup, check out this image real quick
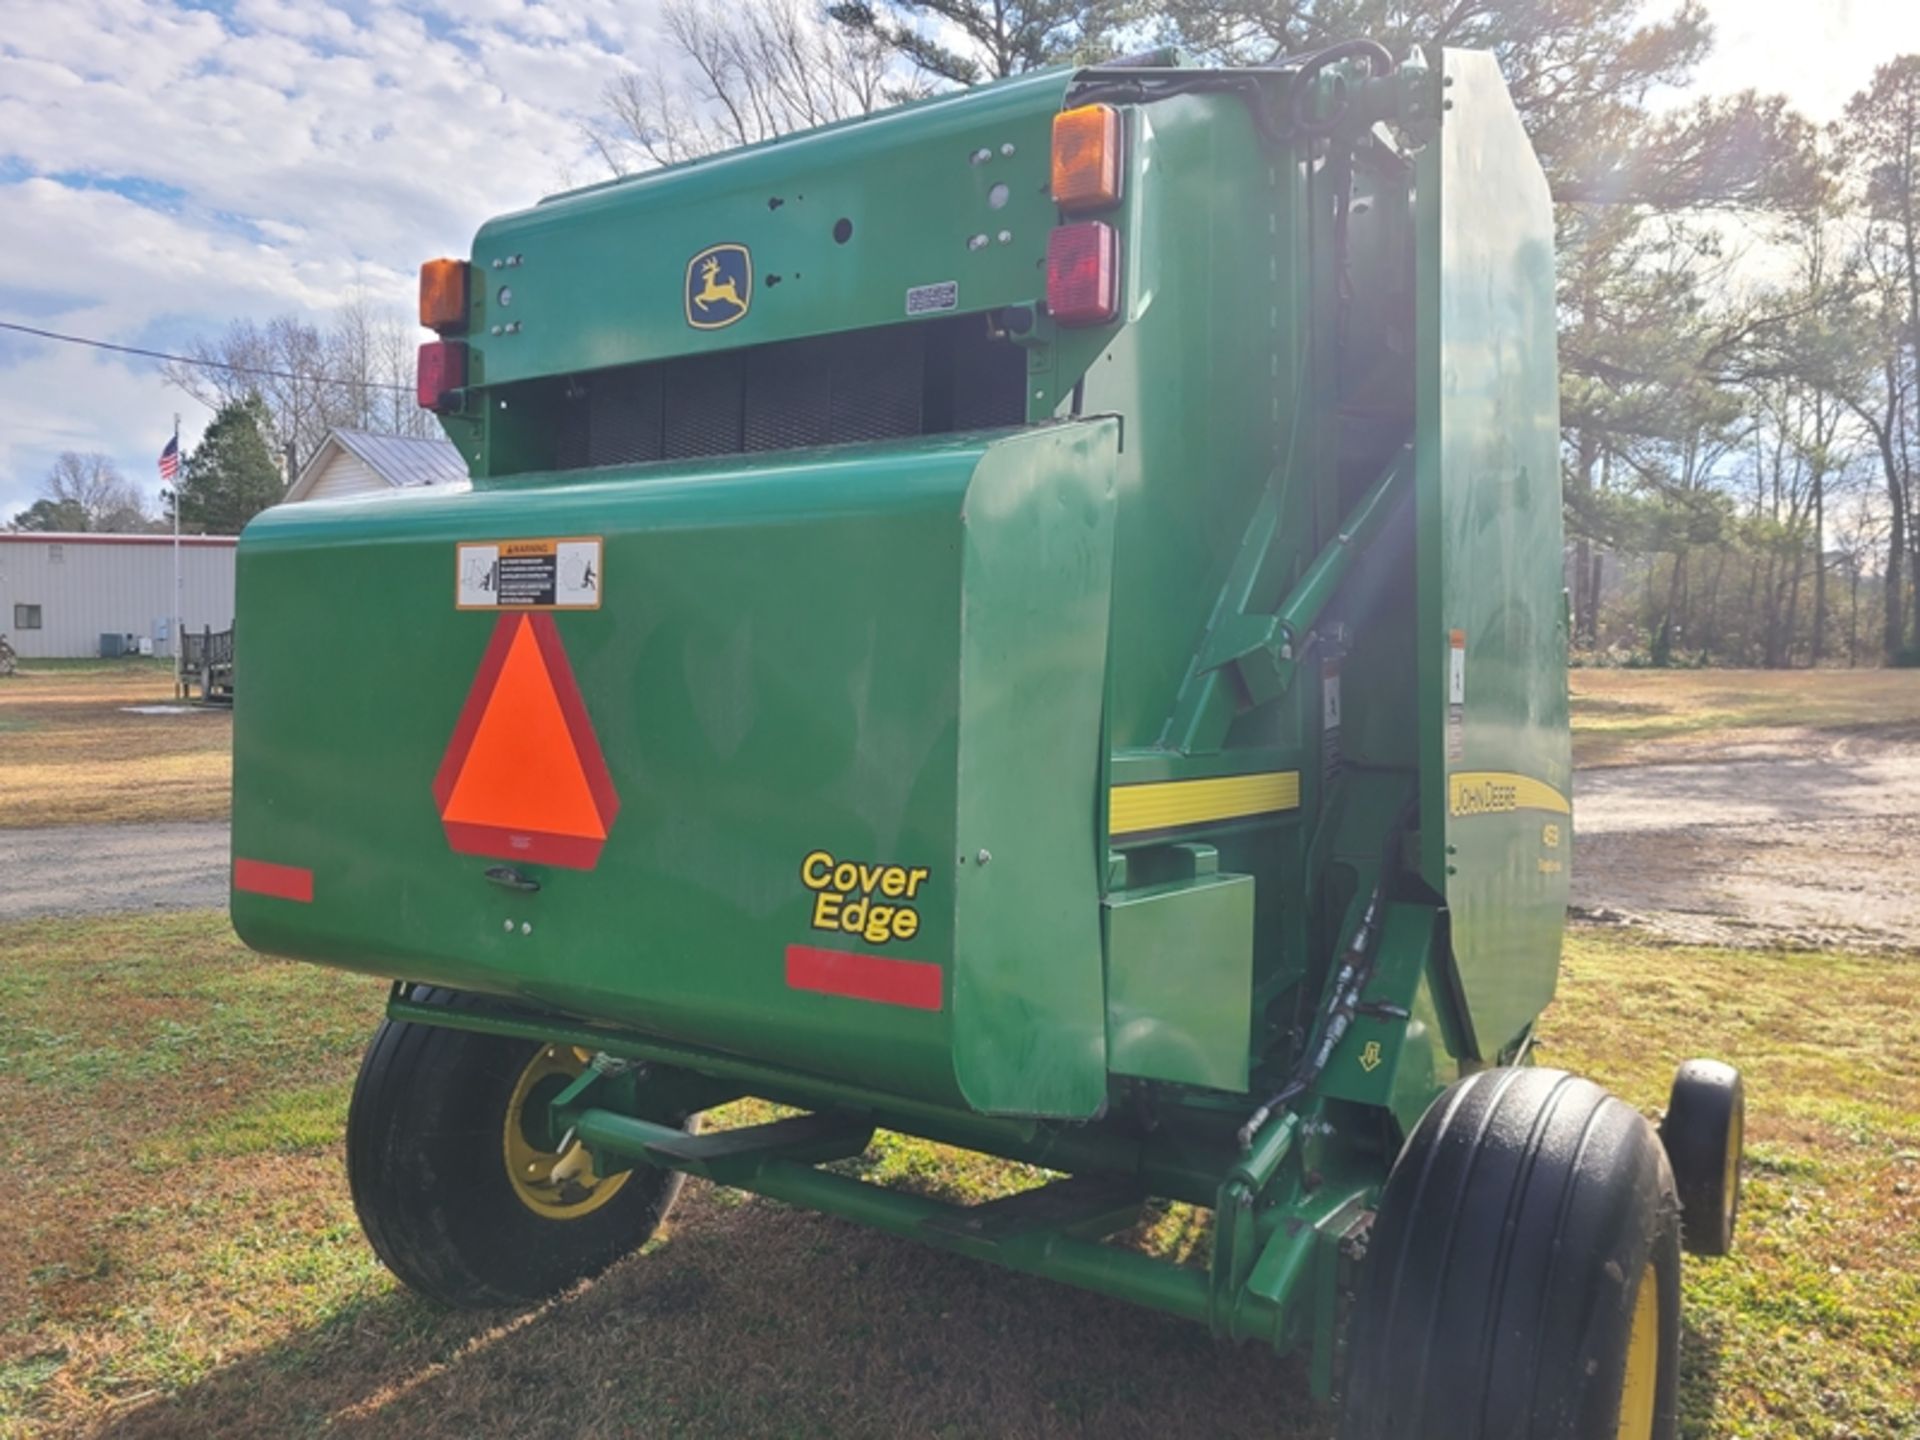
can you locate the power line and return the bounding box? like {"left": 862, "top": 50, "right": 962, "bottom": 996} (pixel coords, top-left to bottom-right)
{"left": 0, "top": 319, "right": 414, "bottom": 393}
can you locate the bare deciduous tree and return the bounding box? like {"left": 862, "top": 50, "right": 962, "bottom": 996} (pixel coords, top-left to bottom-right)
{"left": 162, "top": 296, "right": 430, "bottom": 481}
{"left": 330, "top": 293, "right": 437, "bottom": 441}
{"left": 11, "top": 452, "right": 151, "bottom": 532}
{"left": 585, "top": 0, "right": 909, "bottom": 173}
{"left": 1841, "top": 56, "right": 1920, "bottom": 661}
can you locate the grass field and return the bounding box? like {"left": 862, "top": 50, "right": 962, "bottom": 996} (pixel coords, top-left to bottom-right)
{"left": 1569, "top": 667, "right": 1920, "bottom": 767}
{"left": 1, "top": 913, "right": 1914, "bottom": 1439}
{"left": 0, "top": 662, "right": 229, "bottom": 828}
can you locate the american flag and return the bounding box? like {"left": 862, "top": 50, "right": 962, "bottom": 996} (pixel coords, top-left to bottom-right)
{"left": 158, "top": 434, "right": 180, "bottom": 483}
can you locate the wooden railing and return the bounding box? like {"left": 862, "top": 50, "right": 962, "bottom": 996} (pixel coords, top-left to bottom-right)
{"left": 183, "top": 624, "right": 234, "bottom": 703}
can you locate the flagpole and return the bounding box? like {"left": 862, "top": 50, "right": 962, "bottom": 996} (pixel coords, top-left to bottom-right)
{"left": 172, "top": 414, "right": 183, "bottom": 700}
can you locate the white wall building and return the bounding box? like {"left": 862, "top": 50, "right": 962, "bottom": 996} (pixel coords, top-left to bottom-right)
{"left": 0, "top": 532, "right": 237, "bottom": 659}
{"left": 283, "top": 429, "right": 468, "bottom": 504}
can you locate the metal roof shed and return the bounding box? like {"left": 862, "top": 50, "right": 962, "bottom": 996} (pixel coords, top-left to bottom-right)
{"left": 283, "top": 429, "right": 470, "bottom": 504}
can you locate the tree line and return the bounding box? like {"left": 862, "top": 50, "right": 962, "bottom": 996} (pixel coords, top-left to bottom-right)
{"left": 7, "top": 295, "right": 432, "bottom": 536}
{"left": 582, "top": 0, "right": 1920, "bottom": 667}
{"left": 15, "top": 0, "right": 1915, "bottom": 667}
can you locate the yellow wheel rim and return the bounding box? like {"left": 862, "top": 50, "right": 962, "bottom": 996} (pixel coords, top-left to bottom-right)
{"left": 503, "top": 1045, "right": 630, "bottom": 1220}
{"left": 1615, "top": 1261, "right": 1660, "bottom": 1440}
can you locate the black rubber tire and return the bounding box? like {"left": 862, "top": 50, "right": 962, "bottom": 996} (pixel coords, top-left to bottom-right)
{"left": 1341, "top": 1068, "right": 1683, "bottom": 1440}
{"left": 346, "top": 985, "right": 692, "bottom": 1308}
{"left": 1659, "top": 1058, "right": 1743, "bottom": 1257}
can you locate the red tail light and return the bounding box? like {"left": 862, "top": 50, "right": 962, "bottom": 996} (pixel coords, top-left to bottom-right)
{"left": 417, "top": 339, "right": 467, "bottom": 412}
{"left": 1045, "top": 221, "right": 1120, "bottom": 327}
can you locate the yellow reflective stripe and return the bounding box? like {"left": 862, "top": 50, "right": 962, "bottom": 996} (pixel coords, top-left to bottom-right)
{"left": 1447, "top": 771, "right": 1571, "bottom": 818}
{"left": 1109, "top": 771, "right": 1301, "bottom": 836}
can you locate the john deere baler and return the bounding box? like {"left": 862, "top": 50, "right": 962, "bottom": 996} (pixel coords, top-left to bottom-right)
{"left": 232, "top": 43, "right": 1743, "bottom": 1439}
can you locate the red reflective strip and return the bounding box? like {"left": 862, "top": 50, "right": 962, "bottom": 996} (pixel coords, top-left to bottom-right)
{"left": 234, "top": 858, "right": 313, "bottom": 902}
{"left": 785, "top": 944, "right": 943, "bottom": 1012}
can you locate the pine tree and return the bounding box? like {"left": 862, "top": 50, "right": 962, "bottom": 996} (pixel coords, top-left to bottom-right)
{"left": 828, "top": 0, "right": 1137, "bottom": 85}
{"left": 173, "top": 396, "right": 285, "bottom": 535}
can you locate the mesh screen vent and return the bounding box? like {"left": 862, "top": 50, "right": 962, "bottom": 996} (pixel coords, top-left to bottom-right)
{"left": 548, "top": 313, "right": 1024, "bottom": 472}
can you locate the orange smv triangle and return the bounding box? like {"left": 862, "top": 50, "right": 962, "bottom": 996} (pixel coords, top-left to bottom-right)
{"left": 433, "top": 612, "right": 620, "bottom": 870}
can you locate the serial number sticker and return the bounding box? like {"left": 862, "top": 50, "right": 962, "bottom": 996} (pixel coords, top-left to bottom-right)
{"left": 905, "top": 280, "right": 959, "bottom": 316}
{"left": 457, "top": 537, "right": 602, "bottom": 611}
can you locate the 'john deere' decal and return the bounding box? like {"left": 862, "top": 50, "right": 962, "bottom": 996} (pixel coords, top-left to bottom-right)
{"left": 686, "top": 243, "right": 751, "bottom": 329}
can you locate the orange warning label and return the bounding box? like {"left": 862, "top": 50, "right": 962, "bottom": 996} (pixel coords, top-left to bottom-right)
{"left": 432, "top": 612, "right": 619, "bottom": 869}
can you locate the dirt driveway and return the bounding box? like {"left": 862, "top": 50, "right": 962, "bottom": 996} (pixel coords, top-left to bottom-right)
{"left": 0, "top": 821, "right": 228, "bottom": 921}
{"left": 1572, "top": 724, "right": 1920, "bottom": 950}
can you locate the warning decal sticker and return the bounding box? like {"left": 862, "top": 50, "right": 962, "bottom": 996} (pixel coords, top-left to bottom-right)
{"left": 433, "top": 612, "right": 619, "bottom": 870}
{"left": 457, "top": 537, "right": 601, "bottom": 610}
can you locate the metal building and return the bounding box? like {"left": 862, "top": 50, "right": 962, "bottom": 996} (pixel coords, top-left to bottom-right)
{"left": 0, "top": 532, "right": 237, "bottom": 659}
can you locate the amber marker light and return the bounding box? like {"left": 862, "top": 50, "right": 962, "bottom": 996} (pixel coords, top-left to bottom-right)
{"left": 1050, "top": 104, "right": 1123, "bottom": 212}
{"left": 419, "top": 258, "right": 470, "bottom": 333}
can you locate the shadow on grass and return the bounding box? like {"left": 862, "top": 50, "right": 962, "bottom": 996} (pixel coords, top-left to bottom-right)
{"left": 86, "top": 1202, "right": 1742, "bottom": 1440}
{"left": 1676, "top": 1310, "right": 1726, "bottom": 1440}
{"left": 93, "top": 1196, "right": 1325, "bottom": 1440}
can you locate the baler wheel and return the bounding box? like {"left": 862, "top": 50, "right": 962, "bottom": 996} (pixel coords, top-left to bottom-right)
{"left": 346, "top": 985, "right": 695, "bottom": 1308}
{"left": 1659, "top": 1059, "right": 1744, "bottom": 1257}
{"left": 502, "top": 1044, "right": 633, "bottom": 1220}
{"left": 1340, "top": 1068, "right": 1682, "bottom": 1440}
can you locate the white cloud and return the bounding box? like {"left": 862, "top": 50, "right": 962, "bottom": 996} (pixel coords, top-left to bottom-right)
{"left": 1691, "top": 0, "right": 1920, "bottom": 121}
{"left": 0, "top": 0, "right": 663, "bottom": 519}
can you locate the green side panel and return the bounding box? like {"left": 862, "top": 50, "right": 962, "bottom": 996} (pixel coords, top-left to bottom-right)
{"left": 1069, "top": 93, "right": 1309, "bottom": 752}
{"left": 467, "top": 69, "right": 1072, "bottom": 387}
{"left": 231, "top": 422, "right": 1114, "bottom": 1117}
{"left": 951, "top": 425, "right": 1118, "bottom": 1116}
{"left": 1414, "top": 49, "right": 1571, "bottom": 1057}
{"left": 1101, "top": 874, "right": 1255, "bottom": 1094}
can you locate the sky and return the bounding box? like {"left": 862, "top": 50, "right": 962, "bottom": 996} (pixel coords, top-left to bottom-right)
{"left": 2, "top": 0, "right": 1920, "bottom": 525}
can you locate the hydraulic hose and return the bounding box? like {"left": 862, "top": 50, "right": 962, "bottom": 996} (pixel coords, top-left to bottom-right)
{"left": 1236, "top": 795, "right": 1416, "bottom": 1151}
{"left": 1287, "top": 39, "right": 1397, "bottom": 138}
{"left": 1066, "top": 37, "right": 1397, "bottom": 148}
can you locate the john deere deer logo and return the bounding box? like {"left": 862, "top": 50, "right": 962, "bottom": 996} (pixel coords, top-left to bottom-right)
{"left": 685, "top": 244, "right": 751, "bottom": 329}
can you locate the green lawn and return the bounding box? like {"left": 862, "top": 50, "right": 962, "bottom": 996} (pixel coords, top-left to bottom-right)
{"left": 1569, "top": 667, "right": 1920, "bottom": 767}
{"left": 1, "top": 912, "right": 1914, "bottom": 1438}
{"left": 0, "top": 666, "right": 229, "bottom": 827}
